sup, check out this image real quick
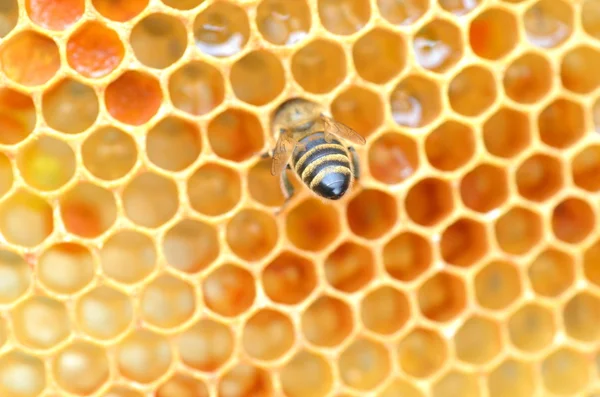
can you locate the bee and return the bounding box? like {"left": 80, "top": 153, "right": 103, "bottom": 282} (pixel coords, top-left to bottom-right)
{"left": 265, "top": 97, "right": 366, "bottom": 211}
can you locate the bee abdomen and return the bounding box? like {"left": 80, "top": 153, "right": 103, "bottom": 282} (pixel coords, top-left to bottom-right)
{"left": 293, "top": 144, "right": 347, "bottom": 176}
{"left": 301, "top": 154, "right": 350, "bottom": 185}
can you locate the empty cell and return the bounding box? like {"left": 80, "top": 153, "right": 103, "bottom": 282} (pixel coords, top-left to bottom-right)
{"left": 448, "top": 65, "right": 497, "bottom": 117}
{"left": 163, "top": 219, "right": 219, "bottom": 274}
{"left": 116, "top": 329, "right": 173, "bottom": 384}
{"left": 156, "top": 373, "right": 209, "bottom": 397}
{"left": 0, "top": 88, "right": 36, "bottom": 145}
{"left": 147, "top": 116, "right": 201, "bottom": 172}
{"left": 542, "top": 348, "right": 590, "bottom": 395}
{"left": 440, "top": 218, "right": 488, "bottom": 268}
{"left": 361, "top": 285, "right": 410, "bottom": 335}
{"left": 585, "top": 240, "right": 600, "bottom": 288}
{"left": 0, "top": 190, "right": 53, "bottom": 247}
{"left": 286, "top": 198, "right": 340, "bottom": 251}
{"left": 0, "top": 30, "right": 60, "bottom": 86}
{"left": 92, "top": 0, "right": 147, "bottom": 21}
{"left": 426, "top": 120, "right": 475, "bottom": 172}
{"left": 346, "top": 189, "right": 397, "bottom": 239}
{"left": 101, "top": 229, "right": 157, "bottom": 284}
{"left": 281, "top": 350, "right": 333, "bottom": 397}
{"left": 552, "top": 197, "right": 595, "bottom": 244}
{"left": 188, "top": 163, "right": 241, "bottom": 216}
{"left": 583, "top": 0, "right": 600, "bottom": 41}
{"left": 564, "top": 292, "right": 600, "bottom": 343}
{"left": 460, "top": 164, "right": 509, "bottom": 213}
{"left": 397, "top": 327, "right": 447, "bottom": 378}
{"left": 217, "top": 364, "right": 272, "bottom": 397}
{"left": 193, "top": 1, "right": 250, "bottom": 58}
{"left": 391, "top": 74, "right": 442, "bottom": 128}
{"left": 524, "top": 0, "right": 573, "bottom": 48}
{"left": 440, "top": 0, "right": 481, "bottom": 15}
{"left": 572, "top": 144, "right": 600, "bottom": 192}
{"left": 247, "top": 158, "right": 285, "bottom": 207}
{"left": 318, "top": 0, "right": 370, "bottom": 36}
{"left": 103, "top": 385, "right": 144, "bottom": 397}
{"left": 368, "top": 131, "right": 419, "bottom": 185}
{"left": 122, "top": 172, "right": 178, "bottom": 229}
{"left": 0, "top": 0, "right": 17, "bottom": 38}
{"left": 377, "top": 0, "right": 428, "bottom": 26}
{"left": 43, "top": 78, "right": 99, "bottom": 135}
{"left": 413, "top": 19, "right": 463, "bottom": 73}
{"left": 51, "top": 340, "right": 110, "bottom": 395}
{"left": 262, "top": 251, "right": 317, "bottom": 305}
{"left": 75, "top": 285, "right": 133, "bottom": 341}
{"left": 291, "top": 39, "right": 347, "bottom": 94}
{"left": 17, "top": 135, "right": 76, "bottom": 191}
{"left": 331, "top": 86, "right": 383, "bottom": 138}
{"left": 516, "top": 153, "right": 564, "bottom": 202}
{"left": 231, "top": 50, "right": 285, "bottom": 106}
{"left": 561, "top": 46, "right": 600, "bottom": 94}
{"left": 226, "top": 209, "right": 278, "bottom": 261}
{"left": 0, "top": 250, "right": 32, "bottom": 304}
{"left": 60, "top": 182, "right": 117, "bottom": 238}
{"left": 503, "top": 52, "right": 553, "bottom": 104}
{"left": 0, "top": 351, "right": 46, "bottom": 397}
{"left": 483, "top": 107, "right": 531, "bottom": 159}
{"left": 353, "top": 27, "right": 406, "bottom": 84}
{"left": 301, "top": 294, "right": 353, "bottom": 347}
{"left": 105, "top": 71, "right": 162, "bottom": 126}
{"left": 131, "top": 13, "right": 187, "bottom": 69}
{"left": 454, "top": 315, "right": 502, "bottom": 365}
{"left": 487, "top": 359, "right": 535, "bottom": 397}
{"left": 82, "top": 127, "right": 137, "bottom": 181}
{"left": 256, "top": 0, "right": 311, "bottom": 46}
{"left": 325, "top": 242, "right": 375, "bottom": 293}
{"left": 475, "top": 260, "right": 522, "bottom": 311}
{"left": 169, "top": 61, "right": 225, "bottom": 116}
{"left": 494, "top": 207, "right": 543, "bottom": 255}
{"left": 405, "top": 178, "right": 455, "bottom": 227}
{"left": 380, "top": 379, "right": 425, "bottom": 397}
{"left": 0, "top": 154, "right": 11, "bottom": 198}
{"left": 469, "top": 8, "right": 518, "bottom": 60}
{"left": 242, "top": 308, "right": 294, "bottom": 361}
{"left": 418, "top": 272, "right": 466, "bottom": 322}
{"left": 508, "top": 303, "right": 555, "bottom": 352}
{"left": 177, "top": 318, "right": 234, "bottom": 372}
{"left": 339, "top": 337, "right": 391, "bottom": 391}
{"left": 431, "top": 370, "right": 481, "bottom": 397}
{"left": 207, "top": 108, "right": 264, "bottom": 162}
{"left": 38, "top": 243, "right": 95, "bottom": 295}
{"left": 140, "top": 274, "right": 196, "bottom": 330}
{"left": 67, "top": 21, "right": 124, "bottom": 79}
{"left": 161, "top": 0, "right": 204, "bottom": 10}
{"left": 202, "top": 264, "right": 255, "bottom": 317}
{"left": 383, "top": 231, "right": 432, "bottom": 282}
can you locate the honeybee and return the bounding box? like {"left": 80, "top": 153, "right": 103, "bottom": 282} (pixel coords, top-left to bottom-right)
{"left": 265, "top": 97, "right": 366, "bottom": 211}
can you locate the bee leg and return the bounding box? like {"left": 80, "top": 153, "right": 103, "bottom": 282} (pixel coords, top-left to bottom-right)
{"left": 275, "top": 171, "right": 294, "bottom": 215}
{"left": 348, "top": 146, "right": 361, "bottom": 181}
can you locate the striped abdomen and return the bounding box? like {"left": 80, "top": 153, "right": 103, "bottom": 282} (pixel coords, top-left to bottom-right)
{"left": 291, "top": 132, "right": 353, "bottom": 200}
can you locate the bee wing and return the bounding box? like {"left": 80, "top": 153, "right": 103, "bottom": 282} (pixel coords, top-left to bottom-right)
{"left": 320, "top": 114, "right": 366, "bottom": 145}
{"left": 271, "top": 131, "right": 296, "bottom": 176}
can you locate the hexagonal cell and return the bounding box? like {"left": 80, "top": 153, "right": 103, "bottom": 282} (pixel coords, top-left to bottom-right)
{"left": 51, "top": 340, "right": 110, "bottom": 395}
{"left": 431, "top": 370, "right": 480, "bottom": 397}
{"left": 105, "top": 71, "right": 162, "bottom": 126}
{"left": 247, "top": 158, "right": 285, "bottom": 207}
{"left": 426, "top": 120, "right": 475, "bottom": 172}
{"left": 156, "top": 373, "right": 209, "bottom": 397}
{"left": 361, "top": 285, "right": 410, "bottom": 335}
{"left": 67, "top": 21, "right": 124, "bottom": 79}
{"left": 262, "top": 251, "right": 317, "bottom": 305}
{"left": 454, "top": 315, "right": 502, "bottom": 365}
{"left": 508, "top": 303, "right": 555, "bottom": 353}
{"left": 0, "top": 0, "right": 17, "bottom": 38}
{"left": 122, "top": 172, "right": 178, "bottom": 229}
{"left": 169, "top": 61, "right": 224, "bottom": 117}
{"left": 469, "top": 7, "right": 518, "bottom": 60}
{"left": 440, "top": 0, "right": 481, "bottom": 15}
{"left": 0, "top": 250, "right": 31, "bottom": 305}
{"left": 494, "top": 206, "right": 543, "bottom": 255}
{"left": 43, "top": 78, "right": 99, "bottom": 135}
{"left": 242, "top": 308, "right": 294, "bottom": 362}
{"left": 101, "top": 230, "right": 156, "bottom": 284}
{"left": 130, "top": 13, "right": 187, "bottom": 70}
{"left": 193, "top": 1, "right": 250, "bottom": 58}
{"left": 226, "top": 209, "right": 278, "bottom": 262}
{"left": 460, "top": 164, "right": 509, "bottom": 213}
{"left": 339, "top": 337, "right": 390, "bottom": 391}
{"left": 0, "top": 30, "right": 60, "bottom": 87}
{"left": 383, "top": 231, "right": 432, "bottom": 282}
{"left": 17, "top": 135, "right": 76, "bottom": 192}
{"left": 417, "top": 272, "right": 466, "bottom": 322}
{"left": 280, "top": 353, "right": 332, "bottom": 397}
{"left": 116, "top": 329, "right": 172, "bottom": 384}
{"left": 331, "top": 86, "right": 382, "bottom": 139}
{"left": 542, "top": 348, "right": 589, "bottom": 395}
{"left": 440, "top": 218, "right": 488, "bottom": 268}
{"left": 0, "top": 88, "right": 36, "bottom": 145}
{"left": 346, "top": 189, "right": 397, "bottom": 239}
{"left": 538, "top": 98, "right": 585, "bottom": 149}
{"left": 92, "top": 0, "right": 148, "bottom": 21}
{"left": 81, "top": 127, "right": 137, "bottom": 182}
{"left": 585, "top": 239, "right": 600, "bottom": 288}
{"left": 230, "top": 50, "right": 285, "bottom": 106}
{"left": 11, "top": 295, "right": 71, "bottom": 350}
{"left": 564, "top": 292, "right": 600, "bottom": 343}
{"left": 487, "top": 359, "right": 535, "bottom": 397}
{"left": 286, "top": 198, "right": 340, "bottom": 252}
{"left": 301, "top": 294, "right": 353, "bottom": 347}
{"left": 187, "top": 164, "right": 241, "bottom": 217}
{"left": 38, "top": 243, "right": 95, "bottom": 295}
{"left": 325, "top": 241, "right": 374, "bottom": 293}
{"left": 103, "top": 385, "right": 145, "bottom": 397}
{"left": 391, "top": 74, "right": 442, "bottom": 128}
{"left": 177, "top": 318, "right": 234, "bottom": 372}
{"left": 203, "top": 264, "right": 255, "bottom": 318}
{"left": 475, "top": 260, "right": 522, "bottom": 311}
{"left": 448, "top": 65, "right": 497, "bottom": 117}
{"left": 583, "top": 0, "right": 600, "bottom": 41}
{"left": 256, "top": 0, "right": 311, "bottom": 45}
{"left": 0, "top": 351, "right": 46, "bottom": 397}
{"left": 483, "top": 107, "right": 531, "bottom": 159}
{"left": 147, "top": 116, "right": 201, "bottom": 172}
{"left": 60, "top": 182, "right": 117, "bottom": 238}
{"left": 162, "top": 219, "right": 219, "bottom": 275}
{"left": 380, "top": 378, "right": 425, "bottom": 397}
{"left": 318, "top": 0, "right": 370, "bottom": 36}
{"left": 552, "top": 197, "right": 595, "bottom": 244}
{"left": 0, "top": 189, "right": 53, "bottom": 248}
{"left": 353, "top": 27, "right": 406, "bottom": 84}
{"left": 368, "top": 131, "right": 419, "bottom": 185}
{"left": 217, "top": 364, "right": 273, "bottom": 396}
{"left": 572, "top": 144, "right": 600, "bottom": 192}
{"left": 140, "top": 274, "right": 196, "bottom": 330}
{"left": 561, "top": 46, "right": 600, "bottom": 94}
{"left": 75, "top": 285, "right": 133, "bottom": 341}
{"left": 377, "top": 0, "right": 428, "bottom": 26}
{"left": 503, "top": 52, "right": 553, "bottom": 104}
{"left": 397, "top": 327, "right": 447, "bottom": 378}
{"left": 405, "top": 178, "right": 455, "bottom": 227}
{"left": 516, "top": 153, "right": 564, "bottom": 202}
{"left": 207, "top": 108, "right": 264, "bottom": 162}
{"left": 524, "top": 0, "right": 573, "bottom": 48}
{"left": 291, "top": 38, "right": 347, "bottom": 94}
{"left": 413, "top": 19, "right": 463, "bottom": 73}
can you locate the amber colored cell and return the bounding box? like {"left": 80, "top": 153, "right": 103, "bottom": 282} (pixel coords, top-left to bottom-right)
{"left": 418, "top": 272, "right": 466, "bottom": 322}
{"left": 0, "top": 0, "right": 17, "bottom": 38}
{"left": 583, "top": 0, "right": 600, "bottom": 40}
{"left": 263, "top": 252, "right": 317, "bottom": 305}
{"left": 585, "top": 240, "right": 600, "bottom": 288}
{"left": 440, "top": 218, "right": 488, "bottom": 268}
{"left": 431, "top": 371, "right": 480, "bottom": 397}
{"left": 0, "top": 351, "right": 46, "bottom": 397}
{"left": 122, "top": 172, "right": 178, "bottom": 228}
{"left": 43, "top": 78, "right": 99, "bottom": 135}
{"left": 281, "top": 350, "right": 333, "bottom": 397}
{"left": 542, "top": 348, "right": 589, "bottom": 395}
{"left": 391, "top": 74, "right": 442, "bottom": 128}
{"left": 524, "top": 0, "right": 573, "bottom": 48}
{"left": 82, "top": 127, "right": 137, "bottom": 181}
{"left": 17, "top": 135, "right": 76, "bottom": 192}
{"left": 564, "top": 292, "right": 600, "bottom": 343}
{"left": 426, "top": 121, "right": 475, "bottom": 172}
{"left": 0, "top": 250, "right": 32, "bottom": 304}
{"left": 503, "top": 52, "right": 553, "bottom": 104}
{"left": 0, "top": 88, "right": 36, "bottom": 145}
{"left": 0, "top": 154, "right": 11, "bottom": 198}
{"left": 76, "top": 285, "right": 133, "bottom": 341}
{"left": 105, "top": 71, "right": 162, "bottom": 126}
{"left": 440, "top": 0, "right": 481, "bottom": 15}
{"left": 193, "top": 1, "right": 250, "bottom": 58}
{"left": 572, "top": 145, "right": 600, "bottom": 192}
{"left": 177, "top": 318, "right": 234, "bottom": 372}
{"left": 405, "top": 178, "right": 454, "bottom": 226}
{"left": 161, "top": 0, "right": 203, "bottom": 10}
{"left": 469, "top": 8, "right": 518, "bottom": 60}
{"left": 516, "top": 153, "right": 563, "bottom": 202}
{"left": 397, "top": 327, "right": 447, "bottom": 378}
{"left": 508, "top": 303, "right": 555, "bottom": 352}
{"left": 247, "top": 158, "right": 285, "bottom": 206}
{"left": 242, "top": 308, "right": 294, "bottom": 361}
{"left": 0, "top": 190, "right": 53, "bottom": 248}
{"left": 116, "top": 329, "right": 173, "bottom": 384}
{"left": 92, "top": 0, "right": 147, "bottom": 21}
{"left": 460, "top": 164, "right": 509, "bottom": 213}
{"left": 169, "top": 61, "right": 225, "bottom": 116}
{"left": 301, "top": 295, "right": 353, "bottom": 347}
{"left": 325, "top": 242, "right": 374, "bottom": 293}
{"left": 131, "top": 13, "right": 187, "bottom": 69}
{"left": 361, "top": 286, "right": 410, "bottom": 335}
{"left": 103, "top": 385, "right": 144, "bottom": 397}
{"left": 291, "top": 39, "right": 347, "bottom": 94}
{"left": 454, "top": 316, "right": 501, "bottom": 365}
{"left": 383, "top": 231, "right": 432, "bottom": 282}
{"left": 346, "top": 189, "right": 397, "bottom": 239}
{"left": 286, "top": 198, "right": 339, "bottom": 251}
{"left": 67, "top": 21, "right": 124, "bottom": 78}
{"left": 203, "top": 264, "right": 256, "bottom": 317}
{"left": 318, "top": 0, "right": 370, "bottom": 35}
{"left": 226, "top": 209, "right": 278, "bottom": 261}
{"left": 207, "top": 108, "right": 264, "bottom": 162}
{"left": 368, "top": 132, "right": 419, "bottom": 185}
{"left": 231, "top": 50, "right": 285, "bottom": 106}
{"left": 38, "top": 243, "right": 94, "bottom": 295}
{"left": 256, "top": 0, "right": 311, "bottom": 45}
{"left": 156, "top": 373, "right": 209, "bottom": 397}
{"left": 163, "top": 219, "right": 220, "bottom": 274}
{"left": 552, "top": 197, "right": 595, "bottom": 243}
{"left": 60, "top": 182, "right": 117, "bottom": 238}
{"left": 217, "top": 364, "right": 272, "bottom": 397}
{"left": 331, "top": 86, "right": 382, "bottom": 138}
{"left": 140, "top": 274, "right": 196, "bottom": 330}
{"left": 487, "top": 359, "right": 535, "bottom": 397}
{"left": 380, "top": 379, "right": 425, "bottom": 397}
{"left": 560, "top": 46, "right": 600, "bottom": 94}
{"left": 188, "top": 163, "right": 241, "bottom": 216}
{"left": 483, "top": 107, "right": 531, "bottom": 159}
{"left": 475, "top": 260, "right": 521, "bottom": 311}
{"left": 11, "top": 295, "right": 71, "bottom": 350}
{"left": 101, "top": 230, "right": 156, "bottom": 284}
{"left": 449, "top": 65, "right": 497, "bottom": 117}
{"left": 339, "top": 337, "right": 391, "bottom": 391}
{"left": 52, "top": 341, "right": 110, "bottom": 395}
{"left": 147, "top": 116, "right": 201, "bottom": 172}
{"left": 353, "top": 28, "right": 406, "bottom": 84}
{"left": 377, "top": 0, "right": 427, "bottom": 25}
{"left": 413, "top": 19, "right": 463, "bottom": 73}
{"left": 494, "top": 207, "right": 542, "bottom": 255}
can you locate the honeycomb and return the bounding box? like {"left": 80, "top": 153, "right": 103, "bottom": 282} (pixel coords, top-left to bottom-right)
{"left": 1, "top": 0, "right": 600, "bottom": 396}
